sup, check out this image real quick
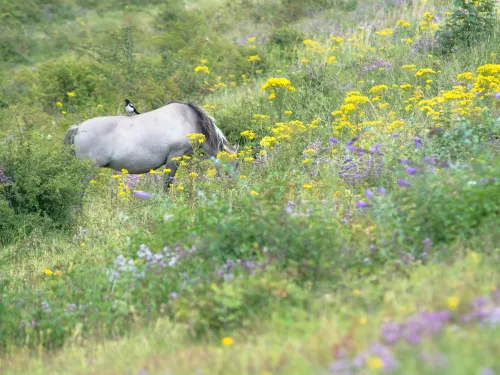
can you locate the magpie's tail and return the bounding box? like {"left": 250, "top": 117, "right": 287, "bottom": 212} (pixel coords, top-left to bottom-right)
{"left": 134, "top": 109, "right": 140, "bottom": 115}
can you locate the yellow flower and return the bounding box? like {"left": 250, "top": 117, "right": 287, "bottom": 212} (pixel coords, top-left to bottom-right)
{"left": 206, "top": 168, "right": 217, "bottom": 177}
{"left": 284, "top": 110, "right": 293, "bottom": 116}
{"left": 176, "top": 185, "right": 184, "bottom": 191}
{"left": 405, "top": 38, "right": 413, "bottom": 44}
{"left": 303, "top": 158, "right": 311, "bottom": 165}
{"left": 186, "top": 133, "right": 206, "bottom": 144}
{"left": 56, "top": 101, "right": 63, "bottom": 107}
{"left": 247, "top": 36, "right": 256, "bottom": 43}
{"left": 415, "top": 68, "right": 437, "bottom": 77}
{"left": 369, "top": 84, "right": 388, "bottom": 94}
{"left": 260, "top": 136, "right": 279, "bottom": 148}
{"left": 303, "top": 184, "right": 313, "bottom": 189}
{"left": 359, "top": 316, "right": 367, "bottom": 325}
{"left": 222, "top": 336, "right": 234, "bottom": 346}
{"left": 248, "top": 55, "right": 261, "bottom": 63}
{"left": 304, "top": 148, "right": 315, "bottom": 155}
{"left": 397, "top": 19, "right": 410, "bottom": 27}
{"left": 367, "top": 357, "right": 384, "bottom": 369}
{"left": 251, "top": 190, "right": 259, "bottom": 196}
{"left": 80, "top": 242, "right": 85, "bottom": 247}
{"left": 327, "top": 56, "right": 336, "bottom": 65}
{"left": 375, "top": 28, "right": 393, "bottom": 36}
{"left": 240, "top": 130, "right": 256, "bottom": 140}
{"left": 244, "top": 157, "right": 254, "bottom": 162}
{"left": 401, "top": 64, "right": 417, "bottom": 70}
{"left": 269, "top": 90, "right": 276, "bottom": 100}
{"left": 261, "top": 77, "right": 293, "bottom": 91}
{"left": 97, "top": 104, "right": 103, "bottom": 109}
{"left": 240, "top": 175, "right": 247, "bottom": 179}
{"left": 171, "top": 157, "right": 182, "bottom": 161}
{"left": 61, "top": 111, "right": 67, "bottom": 115}
{"left": 200, "top": 59, "right": 208, "bottom": 64}
{"left": 253, "top": 114, "right": 270, "bottom": 120}
{"left": 89, "top": 179, "right": 97, "bottom": 184}
{"left": 188, "top": 172, "right": 199, "bottom": 178}
{"left": 194, "top": 65, "right": 210, "bottom": 74}
{"left": 43, "top": 268, "right": 53, "bottom": 276}
{"left": 353, "top": 289, "right": 361, "bottom": 296}
{"left": 149, "top": 169, "right": 156, "bottom": 174}
{"left": 66, "top": 92, "right": 76, "bottom": 97}
{"left": 163, "top": 168, "right": 171, "bottom": 173}
{"left": 447, "top": 296, "right": 460, "bottom": 310}
{"left": 330, "top": 35, "right": 344, "bottom": 43}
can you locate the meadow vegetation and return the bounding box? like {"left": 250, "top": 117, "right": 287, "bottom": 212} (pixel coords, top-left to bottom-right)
{"left": 0, "top": 0, "right": 500, "bottom": 374}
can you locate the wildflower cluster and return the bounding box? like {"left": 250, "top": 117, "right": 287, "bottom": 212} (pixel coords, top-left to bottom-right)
{"left": 186, "top": 133, "right": 206, "bottom": 145}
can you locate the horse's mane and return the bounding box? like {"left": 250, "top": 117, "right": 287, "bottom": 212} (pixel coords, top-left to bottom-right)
{"left": 168, "top": 101, "right": 233, "bottom": 154}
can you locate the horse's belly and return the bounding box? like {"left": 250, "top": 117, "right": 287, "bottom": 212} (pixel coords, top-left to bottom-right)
{"left": 109, "top": 154, "right": 166, "bottom": 174}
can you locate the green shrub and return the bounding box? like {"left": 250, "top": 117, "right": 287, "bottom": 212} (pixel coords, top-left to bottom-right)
{"left": 371, "top": 160, "right": 500, "bottom": 258}
{"left": 0, "top": 112, "right": 91, "bottom": 245}
{"left": 435, "top": 0, "right": 497, "bottom": 54}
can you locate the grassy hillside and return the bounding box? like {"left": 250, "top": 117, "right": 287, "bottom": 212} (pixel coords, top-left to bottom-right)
{"left": 1, "top": 0, "right": 500, "bottom": 374}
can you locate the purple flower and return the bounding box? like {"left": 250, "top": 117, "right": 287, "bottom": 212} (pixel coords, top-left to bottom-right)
{"left": 406, "top": 166, "right": 417, "bottom": 175}
{"left": 328, "top": 359, "right": 353, "bottom": 375}
{"left": 391, "top": 133, "right": 398, "bottom": 137}
{"left": 365, "top": 188, "right": 374, "bottom": 200}
{"left": 401, "top": 158, "right": 409, "bottom": 165}
{"left": 397, "top": 179, "right": 411, "bottom": 187}
{"left": 347, "top": 144, "right": 356, "bottom": 152}
{"left": 479, "top": 367, "right": 494, "bottom": 375}
{"left": 381, "top": 322, "right": 402, "bottom": 345}
{"left": 133, "top": 191, "right": 152, "bottom": 199}
{"left": 330, "top": 137, "right": 339, "bottom": 143}
{"left": 170, "top": 292, "right": 178, "bottom": 299}
{"left": 370, "top": 144, "right": 380, "bottom": 153}
{"left": 413, "top": 137, "right": 422, "bottom": 148}
{"left": 494, "top": 92, "right": 500, "bottom": 100}
{"left": 356, "top": 200, "right": 370, "bottom": 208}
{"left": 377, "top": 187, "right": 386, "bottom": 195}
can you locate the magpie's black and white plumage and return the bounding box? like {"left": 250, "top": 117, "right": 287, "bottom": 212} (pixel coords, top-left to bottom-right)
{"left": 124, "top": 99, "right": 140, "bottom": 116}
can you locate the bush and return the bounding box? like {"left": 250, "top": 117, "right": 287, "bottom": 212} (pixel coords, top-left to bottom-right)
{"left": 0, "top": 113, "right": 91, "bottom": 245}
{"left": 371, "top": 160, "right": 500, "bottom": 258}
{"left": 435, "top": 0, "right": 497, "bottom": 54}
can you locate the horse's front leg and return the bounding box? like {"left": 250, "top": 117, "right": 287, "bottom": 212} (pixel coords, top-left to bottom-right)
{"left": 164, "top": 161, "right": 178, "bottom": 191}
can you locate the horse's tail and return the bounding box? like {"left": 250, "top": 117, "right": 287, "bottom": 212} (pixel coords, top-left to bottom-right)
{"left": 63, "top": 126, "right": 79, "bottom": 154}
{"left": 172, "top": 101, "right": 234, "bottom": 155}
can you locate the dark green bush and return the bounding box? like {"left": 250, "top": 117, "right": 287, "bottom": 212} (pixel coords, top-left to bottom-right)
{"left": 0, "top": 114, "right": 91, "bottom": 245}
{"left": 435, "top": 0, "right": 497, "bottom": 54}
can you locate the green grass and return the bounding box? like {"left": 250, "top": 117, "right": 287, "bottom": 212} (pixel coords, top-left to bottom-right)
{"left": 1, "top": 0, "right": 500, "bottom": 373}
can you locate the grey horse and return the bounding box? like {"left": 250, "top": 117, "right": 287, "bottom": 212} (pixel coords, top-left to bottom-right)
{"left": 63, "top": 101, "right": 237, "bottom": 187}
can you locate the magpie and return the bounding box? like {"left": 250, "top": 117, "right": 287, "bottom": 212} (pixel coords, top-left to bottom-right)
{"left": 124, "top": 99, "right": 140, "bottom": 116}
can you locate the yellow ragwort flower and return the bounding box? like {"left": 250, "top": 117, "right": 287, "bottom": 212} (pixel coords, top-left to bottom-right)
{"left": 43, "top": 268, "right": 54, "bottom": 276}
{"left": 222, "top": 336, "right": 234, "bottom": 346}
{"left": 248, "top": 55, "right": 261, "bottom": 63}
{"left": 447, "top": 296, "right": 460, "bottom": 310}
{"left": 367, "top": 357, "right": 384, "bottom": 369}
{"left": 194, "top": 65, "right": 210, "bottom": 74}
